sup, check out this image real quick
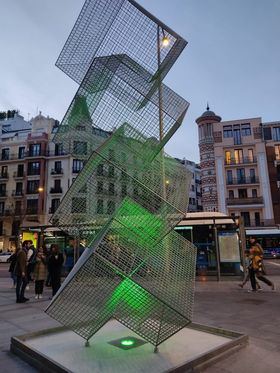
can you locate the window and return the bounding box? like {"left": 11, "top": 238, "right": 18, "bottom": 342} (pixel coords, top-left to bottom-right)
{"left": 255, "top": 212, "right": 261, "bottom": 226}
{"left": 54, "top": 161, "right": 62, "bottom": 173}
{"left": 234, "top": 149, "right": 243, "bottom": 164}
{"left": 225, "top": 151, "right": 231, "bottom": 164}
{"left": 228, "top": 190, "right": 234, "bottom": 199}
{"left": 29, "top": 144, "right": 41, "bottom": 156}
{"left": 107, "top": 200, "right": 115, "bottom": 214}
{"left": 252, "top": 189, "right": 257, "bottom": 198}
{"left": 0, "top": 221, "right": 3, "bottom": 235}
{"left": 121, "top": 184, "right": 127, "bottom": 197}
{"left": 71, "top": 197, "right": 86, "bottom": 213}
{"left": 0, "top": 184, "right": 6, "bottom": 196}
{"left": 55, "top": 143, "right": 63, "bottom": 156}
{"left": 237, "top": 168, "right": 245, "bottom": 183}
{"left": 108, "top": 183, "right": 115, "bottom": 195}
{"left": 227, "top": 170, "right": 233, "bottom": 184}
{"left": 233, "top": 128, "right": 242, "bottom": 145}
{"left": 27, "top": 180, "right": 39, "bottom": 194}
{"left": 72, "top": 159, "right": 84, "bottom": 173}
{"left": 241, "top": 212, "right": 250, "bottom": 227}
{"left": 275, "top": 145, "right": 280, "bottom": 160}
{"left": 272, "top": 127, "right": 280, "bottom": 141}
{"left": 108, "top": 165, "right": 115, "bottom": 177}
{"left": 0, "top": 201, "right": 4, "bottom": 215}
{"left": 15, "top": 201, "right": 22, "bottom": 214}
{"left": 248, "top": 149, "right": 254, "bottom": 162}
{"left": 15, "top": 182, "right": 23, "bottom": 195}
{"left": 12, "top": 221, "right": 20, "bottom": 236}
{"left": 27, "top": 162, "right": 40, "bottom": 175}
{"left": 1, "top": 148, "right": 9, "bottom": 160}
{"left": 97, "top": 181, "right": 103, "bottom": 194}
{"left": 51, "top": 199, "right": 60, "bottom": 213}
{"left": 54, "top": 179, "right": 61, "bottom": 192}
{"left": 238, "top": 189, "right": 247, "bottom": 198}
{"left": 223, "top": 125, "right": 233, "bottom": 138}
{"left": 1, "top": 166, "right": 8, "bottom": 177}
{"left": 241, "top": 123, "right": 251, "bottom": 136}
{"left": 96, "top": 199, "right": 104, "bottom": 214}
{"left": 73, "top": 141, "right": 87, "bottom": 155}
{"left": 250, "top": 169, "right": 256, "bottom": 183}
{"left": 97, "top": 164, "right": 104, "bottom": 176}
{"left": 17, "top": 164, "right": 24, "bottom": 177}
{"left": 18, "top": 146, "right": 25, "bottom": 159}
{"left": 263, "top": 127, "right": 272, "bottom": 141}
{"left": 191, "top": 185, "right": 195, "bottom": 192}
{"left": 26, "top": 199, "right": 38, "bottom": 214}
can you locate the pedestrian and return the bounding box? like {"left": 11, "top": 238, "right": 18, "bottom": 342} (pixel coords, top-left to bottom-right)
{"left": 249, "top": 237, "right": 275, "bottom": 292}
{"left": 33, "top": 247, "right": 47, "bottom": 299}
{"left": 15, "top": 245, "right": 29, "bottom": 303}
{"left": 7, "top": 249, "right": 18, "bottom": 288}
{"left": 26, "top": 240, "right": 36, "bottom": 288}
{"left": 238, "top": 249, "right": 260, "bottom": 290}
{"left": 48, "top": 244, "right": 64, "bottom": 298}
{"left": 63, "top": 238, "right": 75, "bottom": 276}
{"left": 45, "top": 245, "right": 52, "bottom": 287}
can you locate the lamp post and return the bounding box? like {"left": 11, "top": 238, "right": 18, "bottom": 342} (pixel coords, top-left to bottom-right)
{"left": 157, "top": 25, "right": 169, "bottom": 200}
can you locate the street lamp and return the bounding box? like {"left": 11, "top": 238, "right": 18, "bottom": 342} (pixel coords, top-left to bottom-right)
{"left": 38, "top": 187, "right": 44, "bottom": 193}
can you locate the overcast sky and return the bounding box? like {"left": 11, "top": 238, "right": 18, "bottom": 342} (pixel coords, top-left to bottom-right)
{"left": 1, "top": 0, "right": 280, "bottom": 162}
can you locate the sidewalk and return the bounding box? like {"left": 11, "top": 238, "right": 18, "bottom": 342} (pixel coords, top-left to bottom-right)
{"left": 1, "top": 271, "right": 280, "bottom": 372}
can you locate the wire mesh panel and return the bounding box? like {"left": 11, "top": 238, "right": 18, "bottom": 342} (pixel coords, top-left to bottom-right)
{"left": 51, "top": 126, "right": 191, "bottom": 244}
{"left": 56, "top": 0, "right": 187, "bottom": 84}
{"left": 54, "top": 54, "right": 189, "bottom": 159}
{"left": 46, "top": 0, "right": 196, "bottom": 349}
{"left": 46, "top": 198, "right": 196, "bottom": 345}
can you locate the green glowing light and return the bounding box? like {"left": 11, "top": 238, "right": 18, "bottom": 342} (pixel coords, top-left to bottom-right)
{"left": 121, "top": 339, "right": 135, "bottom": 346}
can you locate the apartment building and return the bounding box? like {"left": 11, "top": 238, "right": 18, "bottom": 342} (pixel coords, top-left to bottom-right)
{"left": 262, "top": 121, "right": 280, "bottom": 224}
{"left": 177, "top": 159, "right": 202, "bottom": 212}
{"left": 196, "top": 108, "right": 274, "bottom": 228}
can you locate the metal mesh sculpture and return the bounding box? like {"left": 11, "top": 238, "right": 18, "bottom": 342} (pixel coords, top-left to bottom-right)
{"left": 46, "top": 0, "right": 197, "bottom": 351}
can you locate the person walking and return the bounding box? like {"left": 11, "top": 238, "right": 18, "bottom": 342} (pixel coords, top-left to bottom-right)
{"left": 249, "top": 238, "right": 275, "bottom": 292}
{"left": 48, "top": 244, "right": 64, "bottom": 298}
{"left": 33, "top": 247, "right": 47, "bottom": 299}
{"left": 15, "top": 245, "right": 29, "bottom": 303}
{"left": 239, "top": 249, "right": 261, "bottom": 290}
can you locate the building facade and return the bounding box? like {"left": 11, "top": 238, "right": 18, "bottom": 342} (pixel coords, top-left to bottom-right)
{"left": 177, "top": 158, "right": 202, "bottom": 212}
{"left": 196, "top": 108, "right": 277, "bottom": 227}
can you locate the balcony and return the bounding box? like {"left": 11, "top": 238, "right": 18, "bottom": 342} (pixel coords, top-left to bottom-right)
{"left": 12, "top": 190, "right": 24, "bottom": 197}
{"left": 13, "top": 171, "right": 25, "bottom": 178}
{"left": 26, "top": 209, "right": 38, "bottom": 215}
{"left": 226, "top": 176, "right": 259, "bottom": 185}
{"left": 226, "top": 197, "right": 264, "bottom": 206}
{"left": 25, "top": 150, "right": 46, "bottom": 158}
{"left": 225, "top": 157, "right": 257, "bottom": 166}
{"left": 244, "top": 219, "right": 275, "bottom": 228}
{"left": 26, "top": 190, "right": 39, "bottom": 195}
{"left": 0, "top": 173, "right": 8, "bottom": 180}
{"left": 50, "top": 187, "right": 63, "bottom": 194}
{"left": 51, "top": 168, "right": 64, "bottom": 175}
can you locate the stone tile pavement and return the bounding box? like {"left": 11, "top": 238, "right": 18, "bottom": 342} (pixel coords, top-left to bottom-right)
{"left": 0, "top": 261, "right": 280, "bottom": 372}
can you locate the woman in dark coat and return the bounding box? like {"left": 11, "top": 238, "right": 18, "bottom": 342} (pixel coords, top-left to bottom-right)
{"left": 48, "top": 244, "right": 64, "bottom": 298}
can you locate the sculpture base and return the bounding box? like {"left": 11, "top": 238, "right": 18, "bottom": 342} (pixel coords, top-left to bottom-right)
{"left": 10, "top": 320, "right": 247, "bottom": 373}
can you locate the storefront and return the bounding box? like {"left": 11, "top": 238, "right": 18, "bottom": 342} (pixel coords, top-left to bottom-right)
{"left": 175, "top": 212, "right": 242, "bottom": 278}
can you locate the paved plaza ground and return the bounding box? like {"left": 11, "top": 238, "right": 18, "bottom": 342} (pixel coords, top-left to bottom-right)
{"left": 0, "top": 261, "right": 280, "bottom": 372}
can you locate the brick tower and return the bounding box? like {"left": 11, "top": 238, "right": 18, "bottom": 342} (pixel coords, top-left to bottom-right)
{"left": 196, "top": 106, "right": 222, "bottom": 212}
